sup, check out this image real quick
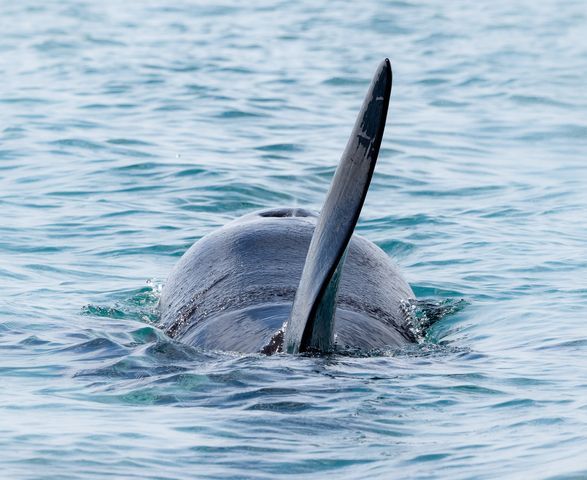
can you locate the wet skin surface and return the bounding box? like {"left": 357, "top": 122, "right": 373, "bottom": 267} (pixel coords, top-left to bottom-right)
{"left": 159, "top": 208, "right": 415, "bottom": 353}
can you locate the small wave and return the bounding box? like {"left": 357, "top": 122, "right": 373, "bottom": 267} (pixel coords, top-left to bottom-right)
{"left": 402, "top": 297, "right": 468, "bottom": 342}
{"left": 81, "top": 280, "right": 162, "bottom": 324}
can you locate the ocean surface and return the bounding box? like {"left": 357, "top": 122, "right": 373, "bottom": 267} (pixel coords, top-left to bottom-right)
{"left": 1, "top": 1, "right": 587, "bottom": 478}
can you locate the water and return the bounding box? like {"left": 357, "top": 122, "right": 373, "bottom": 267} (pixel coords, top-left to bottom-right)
{"left": 1, "top": 0, "right": 587, "bottom": 478}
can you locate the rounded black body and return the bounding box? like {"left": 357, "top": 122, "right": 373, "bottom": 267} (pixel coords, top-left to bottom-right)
{"left": 159, "top": 208, "right": 415, "bottom": 353}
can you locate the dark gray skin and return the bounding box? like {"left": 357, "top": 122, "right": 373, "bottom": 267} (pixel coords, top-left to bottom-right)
{"left": 159, "top": 207, "right": 415, "bottom": 353}
{"left": 159, "top": 59, "right": 417, "bottom": 354}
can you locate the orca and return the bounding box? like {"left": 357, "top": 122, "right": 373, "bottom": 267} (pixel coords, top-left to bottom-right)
{"left": 159, "top": 59, "right": 416, "bottom": 354}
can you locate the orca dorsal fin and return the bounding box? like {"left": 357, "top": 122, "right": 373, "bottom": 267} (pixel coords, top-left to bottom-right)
{"left": 283, "top": 59, "right": 393, "bottom": 354}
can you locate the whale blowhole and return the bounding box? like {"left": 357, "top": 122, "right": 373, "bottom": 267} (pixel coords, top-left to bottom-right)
{"left": 258, "top": 208, "right": 314, "bottom": 218}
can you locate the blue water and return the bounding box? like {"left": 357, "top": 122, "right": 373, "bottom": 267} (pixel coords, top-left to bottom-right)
{"left": 2, "top": 1, "right": 587, "bottom": 478}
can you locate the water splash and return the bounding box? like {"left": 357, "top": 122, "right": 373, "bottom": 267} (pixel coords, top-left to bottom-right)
{"left": 402, "top": 297, "right": 468, "bottom": 342}
{"left": 81, "top": 279, "right": 163, "bottom": 324}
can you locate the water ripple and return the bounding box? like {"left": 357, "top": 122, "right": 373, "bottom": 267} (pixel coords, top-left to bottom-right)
{"left": 1, "top": 0, "right": 587, "bottom": 478}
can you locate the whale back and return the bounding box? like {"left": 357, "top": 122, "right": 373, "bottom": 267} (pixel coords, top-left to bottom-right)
{"left": 158, "top": 208, "right": 415, "bottom": 353}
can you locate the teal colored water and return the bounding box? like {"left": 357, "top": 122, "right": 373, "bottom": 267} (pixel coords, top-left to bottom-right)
{"left": 1, "top": 1, "right": 587, "bottom": 478}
